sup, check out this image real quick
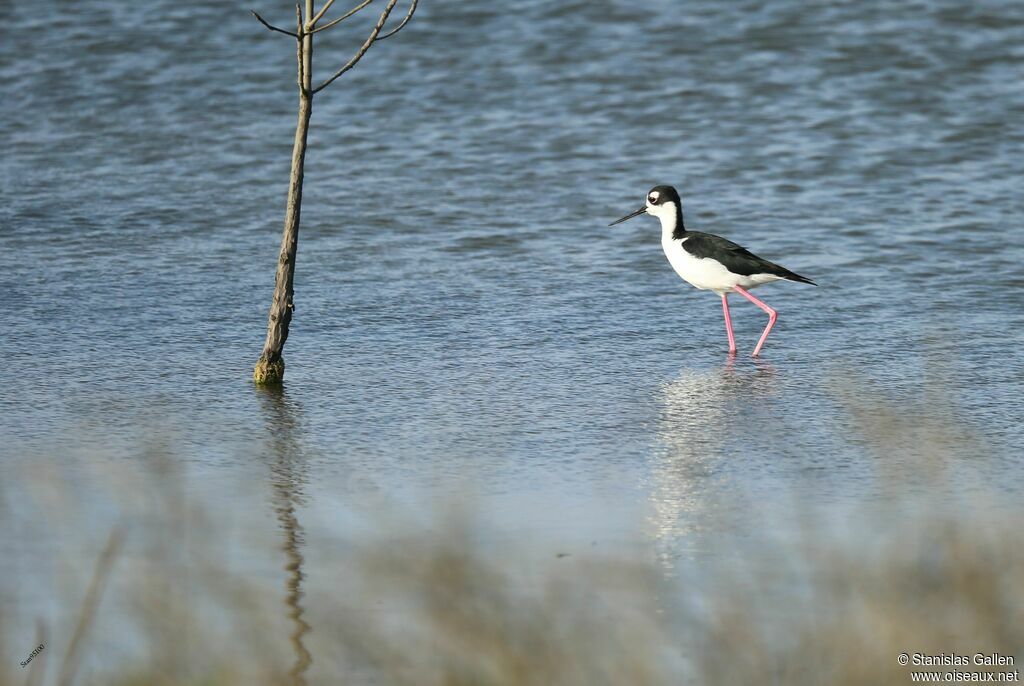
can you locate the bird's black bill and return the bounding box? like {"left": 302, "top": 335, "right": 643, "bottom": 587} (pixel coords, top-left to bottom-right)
{"left": 609, "top": 207, "right": 646, "bottom": 226}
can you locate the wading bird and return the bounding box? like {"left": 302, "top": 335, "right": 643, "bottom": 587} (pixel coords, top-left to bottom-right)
{"left": 611, "top": 185, "right": 815, "bottom": 356}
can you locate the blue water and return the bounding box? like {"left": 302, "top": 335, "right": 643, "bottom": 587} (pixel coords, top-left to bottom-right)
{"left": 2, "top": 0, "right": 1023, "bottom": 674}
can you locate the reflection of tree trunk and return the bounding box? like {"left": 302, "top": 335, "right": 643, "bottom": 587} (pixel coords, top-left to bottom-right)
{"left": 257, "top": 385, "right": 312, "bottom": 685}
{"left": 278, "top": 482, "right": 312, "bottom": 686}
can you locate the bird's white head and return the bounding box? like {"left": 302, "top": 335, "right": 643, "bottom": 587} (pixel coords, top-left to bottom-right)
{"left": 609, "top": 185, "right": 684, "bottom": 235}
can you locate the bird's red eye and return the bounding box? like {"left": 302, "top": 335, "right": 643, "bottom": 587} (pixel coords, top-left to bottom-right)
{"left": 648, "top": 196, "right": 657, "bottom": 204}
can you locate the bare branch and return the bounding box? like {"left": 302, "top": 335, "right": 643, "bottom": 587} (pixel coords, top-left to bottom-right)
{"left": 296, "top": 5, "right": 305, "bottom": 90}
{"left": 308, "top": 0, "right": 375, "bottom": 35}
{"left": 377, "top": 0, "right": 417, "bottom": 40}
{"left": 307, "top": 0, "right": 338, "bottom": 27}
{"left": 252, "top": 9, "right": 300, "bottom": 38}
{"left": 312, "top": 0, "right": 400, "bottom": 94}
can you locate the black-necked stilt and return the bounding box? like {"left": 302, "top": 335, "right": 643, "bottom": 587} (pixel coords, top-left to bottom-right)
{"left": 611, "top": 185, "right": 815, "bottom": 356}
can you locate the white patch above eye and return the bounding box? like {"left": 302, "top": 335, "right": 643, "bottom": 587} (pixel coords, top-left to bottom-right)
{"left": 648, "top": 192, "right": 660, "bottom": 204}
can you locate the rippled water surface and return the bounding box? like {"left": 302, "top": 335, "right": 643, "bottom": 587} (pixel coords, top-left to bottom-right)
{"left": 2, "top": 0, "right": 1024, "bottom": 662}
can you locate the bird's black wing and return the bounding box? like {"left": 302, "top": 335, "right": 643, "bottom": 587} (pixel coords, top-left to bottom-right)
{"left": 682, "top": 232, "right": 816, "bottom": 285}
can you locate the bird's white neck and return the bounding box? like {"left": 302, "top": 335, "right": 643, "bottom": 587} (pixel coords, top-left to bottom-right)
{"left": 651, "top": 201, "right": 683, "bottom": 240}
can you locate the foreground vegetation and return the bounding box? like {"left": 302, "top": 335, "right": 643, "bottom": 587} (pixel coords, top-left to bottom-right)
{"left": 3, "top": 387, "right": 1019, "bottom": 686}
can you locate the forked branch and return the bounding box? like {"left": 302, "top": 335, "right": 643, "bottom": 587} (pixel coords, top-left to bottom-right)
{"left": 308, "top": 0, "right": 376, "bottom": 35}
{"left": 378, "top": 0, "right": 417, "bottom": 40}
{"left": 306, "top": 0, "right": 339, "bottom": 27}
{"left": 252, "top": 9, "right": 300, "bottom": 38}
{"left": 311, "top": 0, "right": 401, "bottom": 93}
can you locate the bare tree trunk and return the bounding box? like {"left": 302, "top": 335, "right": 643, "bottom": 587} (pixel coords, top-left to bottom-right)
{"left": 251, "top": 0, "right": 417, "bottom": 383}
{"left": 254, "top": 1, "right": 315, "bottom": 384}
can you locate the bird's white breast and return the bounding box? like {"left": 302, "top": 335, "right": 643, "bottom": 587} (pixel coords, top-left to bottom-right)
{"left": 661, "top": 235, "right": 738, "bottom": 293}
{"left": 653, "top": 203, "right": 733, "bottom": 291}
{"left": 653, "top": 202, "right": 780, "bottom": 295}
{"left": 660, "top": 233, "right": 782, "bottom": 295}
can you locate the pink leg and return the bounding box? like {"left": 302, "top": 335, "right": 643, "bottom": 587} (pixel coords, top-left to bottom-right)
{"left": 733, "top": 286, "right": 777, "bottom": 357}
{"left": 721, "top": 294, "right": 736, "bottom": 354}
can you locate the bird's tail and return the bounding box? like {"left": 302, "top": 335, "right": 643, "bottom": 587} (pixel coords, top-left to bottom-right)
{"left": 782, "top": 270, "right": 816, "bottom": 286}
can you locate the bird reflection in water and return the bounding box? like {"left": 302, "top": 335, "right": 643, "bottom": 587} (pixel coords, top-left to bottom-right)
{"left": 647, "top": 357, "right": 778, "bottom": 566}
{"left": 256, "top": 386, "right": 312, "bottom": 686}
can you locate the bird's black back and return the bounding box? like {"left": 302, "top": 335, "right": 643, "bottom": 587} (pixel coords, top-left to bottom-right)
{"left": 681, "top": 232, "right": 816, "bottom": 285}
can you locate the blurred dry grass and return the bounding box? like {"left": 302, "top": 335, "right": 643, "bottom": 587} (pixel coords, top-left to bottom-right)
{"left": 2, "top": 381, "right": 1021, "bottom": 686}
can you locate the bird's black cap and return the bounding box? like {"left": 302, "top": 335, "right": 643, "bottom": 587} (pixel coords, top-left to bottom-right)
{"left": 610, "top": 184, "right": 685, "bottom": 226}
{"left": 646, "top": 185, "right": 681, "bottom": 206}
